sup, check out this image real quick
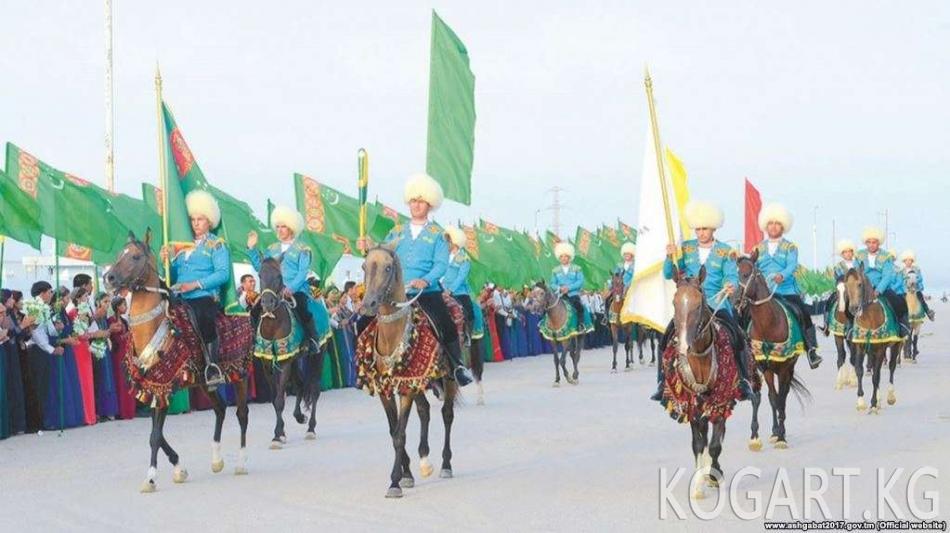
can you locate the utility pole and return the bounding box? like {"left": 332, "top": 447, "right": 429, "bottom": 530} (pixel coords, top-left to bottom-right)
{"left": 550, "top": 186, "right": 563, "bottom": 239}
{"left": 104, "top": 0, "right": 116, "bottom": 192}
{"left": 812, "top": 205, "right": 819, "bottom": 270}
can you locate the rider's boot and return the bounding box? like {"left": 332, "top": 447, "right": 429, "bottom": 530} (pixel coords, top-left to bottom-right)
{"left": 804, "top": 326, "right": 822, "bottom": 369}
{"left": 733, "top": 346, "right": 754, "bottom": 401}
{"left": 446, "top": 339, "right": 474, "bottom": 386}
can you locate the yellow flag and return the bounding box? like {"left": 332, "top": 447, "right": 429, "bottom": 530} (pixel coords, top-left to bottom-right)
{"left": 665, "top": 148, "right": 691, "bottom": 237}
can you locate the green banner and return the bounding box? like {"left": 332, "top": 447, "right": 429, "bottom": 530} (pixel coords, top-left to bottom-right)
{"left": 0, "top": 168, "right": 42, "bottom": 249}
{"left": 425, "top": 10, "right": 476, "bottom": 206}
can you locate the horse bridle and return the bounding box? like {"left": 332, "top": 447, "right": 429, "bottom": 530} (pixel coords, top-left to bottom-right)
{"left": 259, "top": 288, "right": 294, "bottom": 319}
{"left": 680, "top": 282, "right": 716, "bottom": 356}
{"left": 365, "top": 247, "right": 421, "bottom": 324}
{"left": 735, "top": 259, "right": 775, "bottom": 313}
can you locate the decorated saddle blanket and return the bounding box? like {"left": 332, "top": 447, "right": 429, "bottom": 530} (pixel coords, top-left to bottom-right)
{"left": 849, "top": 296, "right": 901, "bottom": 345}
{"left": 747, "top": 299, "right": 805, "bottom": 363}
{"left": 254, "top": 308, "right": 306, "bottom": 363}
{"left": 125, "top": 303, "right": 252, "bottom": 408}
{"left": 825, "top": 298, "right": 850, "bottom": 337}
{"left": 907, "top": 294, "right": 927, "bottom": 325}
{"left": 659, "top": 324, "right": 745, "bottom": 424}
{"left": 355, "top": 306, "right": 446, "bottom": 399}
{"left": 539, "top": 302, "right": 593, "bottom": 342}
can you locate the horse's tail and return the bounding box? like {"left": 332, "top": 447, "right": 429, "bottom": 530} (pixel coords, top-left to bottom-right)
{"left": 292, "top": 342, "right": 323, "bottom": 411}
{"left": 789, "top": 372, "right": 812, "bottom": 410}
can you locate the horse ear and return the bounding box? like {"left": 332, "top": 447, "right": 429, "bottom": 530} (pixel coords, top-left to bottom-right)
{"left": 698, "top": 265, "right": 707, "bottom": 285}
{"left": 144, "top": 228, "right": 152, "bottom": 248}
{"left": 127, "top": 230, "right": 137, "bottom": 243}
{"left": 382, "top": 240, "right": 397, "bottom": 253}
{"left": 750, "top": 248, "right": 759, "bottom": 263}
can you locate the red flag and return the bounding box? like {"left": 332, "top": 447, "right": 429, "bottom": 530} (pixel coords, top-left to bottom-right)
{"left": 744, "top": 178, "right": 764, "bottom": 253}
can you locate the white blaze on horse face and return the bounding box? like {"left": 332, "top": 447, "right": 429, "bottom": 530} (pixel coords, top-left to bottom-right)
{"left": 677, "top": 291, "right": 690, "bottom": 355}
{"left": 836, "top": 282, "right": 846, "bottom": 304}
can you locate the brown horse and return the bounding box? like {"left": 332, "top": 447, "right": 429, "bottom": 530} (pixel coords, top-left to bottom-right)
{"left": 903, "top": 273, "right": 924, "bottom": 363}
{"left": 735, "top": 251, "right": 810, "bottom": 449}
{"left": 843, "top": 267, "right": 901, "bottom": 413}
{"left": 606, "top": 273, "right": 634, "bottom": 372}
{"left": 527, "top": 285, "right": 581, "bottom": 386}
{"left": 104, "top": 230, "right": 251, "bottom": 492}
{"left": 358, "top": 246, "right": 457, "bottom": 498}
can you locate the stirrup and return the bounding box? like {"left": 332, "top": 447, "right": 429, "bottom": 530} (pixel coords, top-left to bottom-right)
{"left": 806, "top": 350, "right": 822, "bottom": 370}
{"left": 454, "top": 365, "right": 474, "bottom": 387}
{"left": 204, "top": 363, "right": 226, "bottom": 389}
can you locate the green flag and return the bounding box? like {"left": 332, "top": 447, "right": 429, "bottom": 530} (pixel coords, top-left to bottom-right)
{"left": 295, "top": 174, "right": 395, "bottom": 255}
{"left": 426, "top": 10, "right": 476, "bottom": 205}
{"left": 0, "top": 168, "right": 42, "bottom": 249}
{"left": 266, "top": 197, "right": 345, "bottom": 282}
{"left": 5, "top": 143, "right": 126, "bottom": 252}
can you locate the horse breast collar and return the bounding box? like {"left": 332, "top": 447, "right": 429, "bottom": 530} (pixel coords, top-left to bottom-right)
{"left": 674, "top": 322, "right": 720, "bottom": 394}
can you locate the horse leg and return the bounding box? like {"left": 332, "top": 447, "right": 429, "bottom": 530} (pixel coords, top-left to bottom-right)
{"left": 869, "top": 348, "right": 883, "bottom": 414}
{"left": 708, "top": 419, "right": 726, "bottom": 487}
{"left": 748, "top": 369, "right": 763, "bottom": 451}
{"left": 886, "top": 343, "right": 898, "bottom": 406}
{"left": 234, "top": 380, "right": 250, "bottom": 475}
{"left": 470, "top": 338, "right": 485, "bottom": 405}
{"left": 440, "top": 379, "right": 457, "bottom": 478}
{"left": 834, "top": 336, "right": 847, "bottom": 390}
{"left": 854, "top": 344, "right": 867, "bottom": 411}
{"left": 624, "top": 326, "right": 634, "bottom": 369}
{"left": 380, "top": 395, "right": 406, "bottom": 498}
{"left": 270, "top": 363, "right": 291, "bottom": 448}
{"left": 764, "top": 369, "right": 780, "bottom": 443}
{"left": 774, "top": 368, "right": 791, "bottom": 448}
{"left": 689, "top": 420, "right": 710, "bottom": 500}
{"left": 414, "top": 393, "right": 433, "bottom": 480}
{"left": 610, "top": 325, "right": 618, "bottom": 372}
{"left": 570, "top": 338, "right": 580, "bottom": 383}
{"left": 207, "top": 387, "right": 228, "bottom": 472}
{"left": 141, "top": 407, "right": 168, "bottom": 492}
{"left": 552, "top": 343, "right": 562, "bottom": 387}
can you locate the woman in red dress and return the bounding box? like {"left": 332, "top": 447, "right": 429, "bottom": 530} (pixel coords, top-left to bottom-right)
{"left": 67, "top": 288, "right": 97, "bottom": 425}
{"left": 107, "top": 297, "right": 137, "bottom": 420}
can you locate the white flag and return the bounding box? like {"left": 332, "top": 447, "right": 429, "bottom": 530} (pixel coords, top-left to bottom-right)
{"left": 620, "top": 122, "right": 684, "bottom": 331}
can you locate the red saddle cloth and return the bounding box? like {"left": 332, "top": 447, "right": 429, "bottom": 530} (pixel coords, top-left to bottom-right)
{"left": 355, "top": 306, "right": 445, "bottom": 399}
{"left": 125, "top": 303, "right": 253, "bottom": 408}
{"left": 659, "top": 324, "right": 743, "bottom": 423}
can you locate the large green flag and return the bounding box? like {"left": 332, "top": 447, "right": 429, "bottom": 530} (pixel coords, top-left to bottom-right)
{"left": 55, "top": 190, "right": 161, "bottom": 265}
{"left": 0, "top": 168, "right": 42, "bottom": 249}
{"left": 294, "top": 174, "right": 395, "bottom": 255}
{"left": 426, "top": 10, "right": 476, "bottom": 206}
{"left": 479, "top": 220, "right": 538, "bottom": 287}
{"left": 618, "top": 221, "right": 638, "bottom": 244}
{"left": 463, "top": 224, "right": 515, "bottom": 291}
{"left": 4, "top": 143, "right": 126, "bottom": 252}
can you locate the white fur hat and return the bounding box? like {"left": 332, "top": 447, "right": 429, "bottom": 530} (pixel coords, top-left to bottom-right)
{"left": 836, "top": 239, "right": 855, "bottom": 255}
{"left": 445, "top": 225, "right": 467, "bottom": 248}
{"left": 554, "top": 242, "right": 575, "bottom": 259}
{"left": 684, "top": 200, "right": 724, "bottom": 230}
{"left": 621, "top": 242, "right": 636, "bottom": 256}
{"left": 270, "top": 205, "right": 305, "bottom": 236}
{"left": 862, "top": 226, "right": 884, "bottom": 243}
{"left": 900, "top": 250, "right": 916, "bottom": 263}
{"left": 758, "top": 202, "right": 793, "bottom": 233}
{"left": 185, "top": 190, "right": 221, "bottom": 228}
{"left": 403, "top": 173, "right": 444, "bottom": 211}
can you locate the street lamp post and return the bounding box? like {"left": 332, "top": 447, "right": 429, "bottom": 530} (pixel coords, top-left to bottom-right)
{"left": 812, "top": 205, "right": 819, "bottom": 270}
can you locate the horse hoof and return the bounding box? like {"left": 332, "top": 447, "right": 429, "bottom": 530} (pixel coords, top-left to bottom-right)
{"left": 385, "top": 487, "right": 403, "bottom": 499}
{"left": 624, "top": 366, "right": 633, "bottom": 372}
{"left": 768, "top": 435, "right": 779, "bottom": 444}
{"left": 172, "top": 467, "right": 188, "bottom": 483}
{"left": 856, "top": 398, "right": 867, "bottom": 411}
{"left": 869, "top": 407, "right": 880, "bottom": 415}
{"left": 279, "top": 435, "right": 288, "bottom": 444}
{"left": 887, "top": 393, "right": 896, "bottom": 405}
{"left": 552, "top": 381, "right": 560, "bottom": 388}
{"left": 773, "top": 440, "right": 789, "bottom": 449}
{"left": 399, "top": 477, "right": 415, "bottom": 489}
{"left": 439, "top": 468, "right": 453, "bottom": 479}
{"left": 305, "top": 432, "right": 317, "bottom": 441}
{"left": 611, "top": 368, "right": 618, "bottom": 374}
{"left": 420, "top": 458, "right": 434, "bottom": 478}
{"left": 293, "top": 413, "right": 306, "bottom": 424}
{"left": 140, "top": 480, "right": 157, "bottom": 493}
{"left": 211, "top": 460, "right": 224, "bottom": 473}
{"left": 706, "top": 476, "right": 720, "bottom": 488}
{"left": 748, "top": 438, "right": 762, "bottom": 452}
{"left": 269, "top": 441, "right": 283, "bottom": 450}
{"left": 234, "top": 466, "right": 248, "bottom": 476}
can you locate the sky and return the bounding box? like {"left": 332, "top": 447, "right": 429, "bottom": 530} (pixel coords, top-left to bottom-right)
{"left": 1, "top": 1, "right": 948, "bottom": 289}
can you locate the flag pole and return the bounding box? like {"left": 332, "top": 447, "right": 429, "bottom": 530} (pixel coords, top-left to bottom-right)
{"left": 155, "top": 63, "right": 170, "bottom": 281}
{"left": 643, "top": 66, "right": 678, "bottom": 272}
{"left": 0, "top": 235, "right": 5, "bottom": 286}
{"left": 357, "top": 148, "right": 369, "bottom": 255}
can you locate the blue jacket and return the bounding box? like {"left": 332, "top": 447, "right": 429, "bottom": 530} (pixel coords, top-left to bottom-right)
{"left": 442, "top": 248, "right": 472, "bottom": 296}
{"left": 664, "top": 239, "right": 738, "bottom": 314}
{"left": 833, "top": 259, "right": 858, "bottom": 281}
{"left": 248, "top": 239, "right": 312, "bottom": 294}
{"left": 383, "top": 221, "right": 449, "bottom": 294}
{"left": 897, "top": 266, "right": 925, "bottom": 292}
{"left": 754, "top": 239, "right": 800, "bottom": 295}
{"left": 169, "top": 233, "right": 231, "bottom": 301}
{"left": 550, "top": 263, "right": 584, "bottom": 297}
{"left": 614, "top": 261, "right": 635, "bottom": 290}
{"left": 854, "top": 248, "right": 895, "bottom": 295}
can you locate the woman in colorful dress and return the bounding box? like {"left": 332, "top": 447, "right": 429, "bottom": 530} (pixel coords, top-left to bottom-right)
{"left": 67, "top": 288, "right": 98, "bottom": 425}
{"left": 107, "top": 297, "right": 137, "bottom": 420}
{"left": 90, "top": 293, "right": 119, "bottom": 420}
{"left": 2, "top": 290, "right": 29, "bottom": 435}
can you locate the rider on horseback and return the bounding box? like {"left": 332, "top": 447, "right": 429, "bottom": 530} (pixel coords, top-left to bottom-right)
{"left": 753, "top": 203, "right": 822, "bottom": 369}
{"left": 897, "top": 250, "right": 935, "bottom": 321}
{"left": 822, "top": 239, "right": 857, "bottom": 333}
{"left": 550, "top": 242, "right": 586, "bottom": 333}
{"left": 159, "top": 190, "right": 231, "bottom": 388}
{"left": 376, "top": 174, "right": 473, "bottom": 386}
{"left": 246, "top": 205, "right": 321, "bottom": 352}
{"left": 607, "top": 242, "right": 636, "bottom": 313}
{"left": 651, "top": 200, "right": 754, "bottom": 402}
{"left": 443, "top": 226, "right": 475, "bottom": 339}
{"left": 855, "top": 227, "right": 910, "bottom": 338}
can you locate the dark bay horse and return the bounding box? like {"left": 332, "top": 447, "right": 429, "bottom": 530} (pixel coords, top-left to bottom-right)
{"left": 256, "top": 258, "right": 323, "bottom": 448}
{"left": 528, "top": 285, "right": 581, "bottom": 386}
{"left": 358, "top": 246, "right": 457, "bottom": 498}
{"left": 606, "top": 273, "right": 634, "bottom": 372}
{"left": 735, "top": 251, "right": 810, "bottom": 449}
{"left": 843, "top": 267, "right": 901, "bottom": 413}
{"left": 104, "top": 230, "right": 251, "bottom": 492}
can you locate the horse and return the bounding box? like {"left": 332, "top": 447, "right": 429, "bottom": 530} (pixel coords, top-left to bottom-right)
{"left": 735, "top": 251, "right": 810, "bottom": 449}
{"left": 356, "top": 246, "right": 457, "bottom": 498}
{"left": 828, "top": 280, "right": 858, "bottom": 389}
{"left": 635, "top": 324, "right": 659, "bottom": 366}
{"left": 527, "top": 285, "right": 582, "bottom": 386}
{"left": 605, "top": 273, "right": 634, "bottom": 372}
{"left": 254, "top": 257, "right": 323, "bottom": 448}
{"left": 103, "top": 230, "right": 252, "bottom": 492}
{"left": 843, "top": 266, "right": 901, "bottom": 413}
{"left": 903, "top": 273, "right": 925, "bottom": 363}
{"left": 661, "top": 266, "right": 753, "bottom": 500}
